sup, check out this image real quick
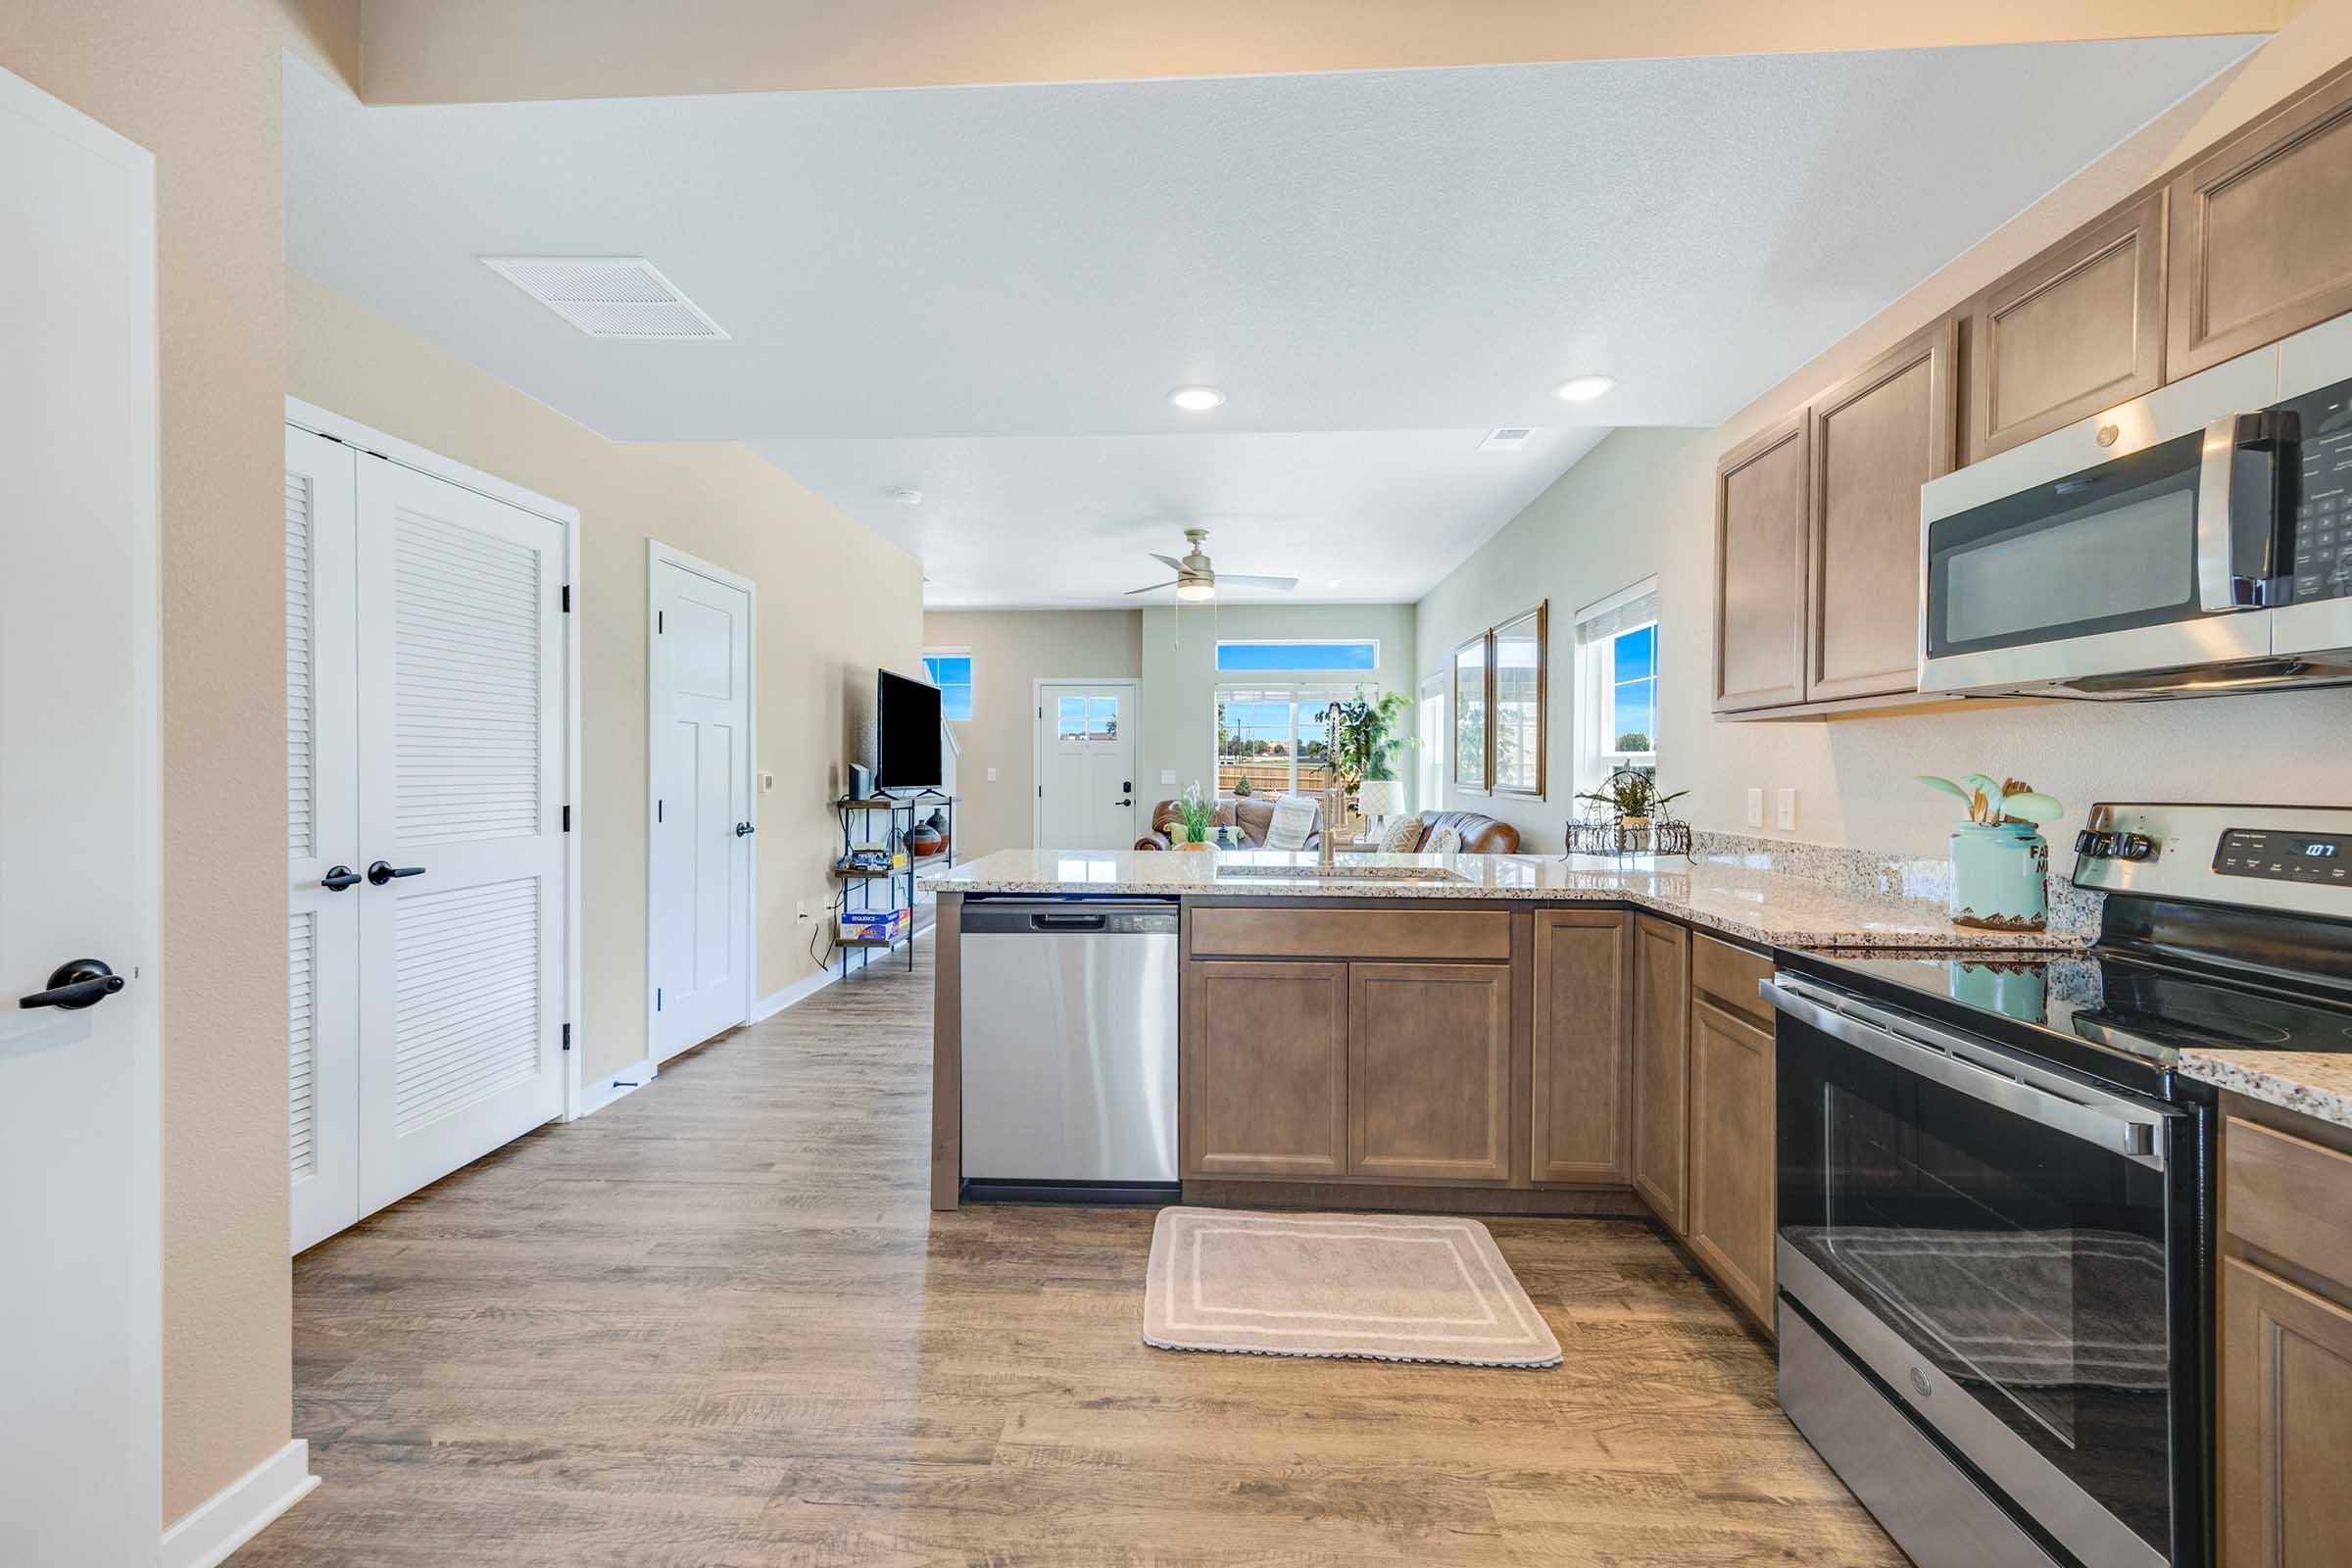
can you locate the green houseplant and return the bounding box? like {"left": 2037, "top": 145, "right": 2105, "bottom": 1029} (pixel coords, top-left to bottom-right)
{"left": 1328, "top": 687, "right": 1411, "bottom": 799}
{"left": 1919, "top": 773, "right": 2065, "bottom": 931}
{"left": 1576, "top": 768, "right": 1689, "bottom": 827}
{"left": 1172, "top": 779, "right": 1214, "bottom": 852}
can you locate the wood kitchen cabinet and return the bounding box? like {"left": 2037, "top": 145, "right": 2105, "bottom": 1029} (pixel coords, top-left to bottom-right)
{"left": 1630, "top": 915, "right": 1690, "bottom": 1231}
{"left": 1712, "top": 413, "right": 1810, "bottom": 713}
{"left": 1686, "top": 996, "right": 1776, "bottom": 1331}
{"left": 2169, "top": 64, "right": 2352, "bottom": 378}
{"left": 1348, "top": 962, "right": 1512, "bottom": 1183}
{"left": 1531, "top": 909, "right": 1632, "bottom": 1184}
{"left": 1186, "top": 959, "right": 1348, "bottom": 1178}
{"left": 1966, "top": 192, "right": 2167, "bottom": 461}
{"left": 1805, "top": 317, "right": 1957, "bottom": 703}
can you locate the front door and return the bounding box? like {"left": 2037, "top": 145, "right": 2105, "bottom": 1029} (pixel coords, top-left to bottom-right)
{"left": 649, "top": 552, "right": 754, "bottom": 1060}
{"left": 1036, "top": 682, "right": 1138, "bottom": 849}
{"left": 0, "top": 63, "right": 162, "bottom": 1562}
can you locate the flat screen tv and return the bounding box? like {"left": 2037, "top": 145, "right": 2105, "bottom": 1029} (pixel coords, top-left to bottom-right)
{"left": 875, "top": 667, "right": 943, "bottom": 789}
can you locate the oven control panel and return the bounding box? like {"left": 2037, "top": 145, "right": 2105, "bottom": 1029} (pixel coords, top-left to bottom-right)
{"left": 2074, "top": 803, "right": 2352, "bottom": 916}
{"left": 2214, "top": 829, "right": 2352, "bottom": 887}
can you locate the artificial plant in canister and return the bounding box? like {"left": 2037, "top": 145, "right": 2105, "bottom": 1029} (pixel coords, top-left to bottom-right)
{"left": 1919, "top": 773, "right": 2065, "bottom": 931}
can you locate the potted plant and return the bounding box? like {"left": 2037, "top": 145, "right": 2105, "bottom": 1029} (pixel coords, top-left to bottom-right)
{"left": 1329, "top": 687, "right": 1411, "bottom": 805}
{"left": 1172, "top": 779, "right": 1215, "bottom": 853}
{"left": 1576, "top": 767, "right": 1689, "bottom": 828}
{"left": 1919, "top": 773, "right": 2064, "bottom": 931}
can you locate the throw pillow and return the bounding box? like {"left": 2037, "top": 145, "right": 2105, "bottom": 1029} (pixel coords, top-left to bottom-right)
{"left": 1424, "top": 825, "right": 1464, "bottom": 857}
{"left": 1377, "top": 815, "right": 1427, "bottom": 854}
{"left": 1265, "top": 794, "right": 1319, "bottom": 852}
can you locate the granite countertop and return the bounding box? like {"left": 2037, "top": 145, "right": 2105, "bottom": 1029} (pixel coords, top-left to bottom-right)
{"left": 919, "top": 848, "right": 2082, "bottom": 953}
{"left": 2173, "top": 1052, "right": 2352, "bottom": 1130}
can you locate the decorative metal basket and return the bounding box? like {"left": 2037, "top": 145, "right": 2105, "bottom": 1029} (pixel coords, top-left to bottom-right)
{"left": 1565, "top": 812, "right": 1692, "bottom": 859}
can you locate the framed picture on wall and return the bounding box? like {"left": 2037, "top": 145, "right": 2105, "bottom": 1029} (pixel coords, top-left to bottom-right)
{"left": 1451, "top": 632, "right": 1489, "bottom": 794}
{"left": 1491, "top": 603, "right": 1546, "bottom": 798}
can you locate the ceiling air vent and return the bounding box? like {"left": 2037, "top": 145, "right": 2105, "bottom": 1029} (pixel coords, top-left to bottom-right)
{"left": 479, "top": 256, "right": 728, "bottom": 340}
{"left": 1479, "top": 427, "right": 1536, "bottom": 453}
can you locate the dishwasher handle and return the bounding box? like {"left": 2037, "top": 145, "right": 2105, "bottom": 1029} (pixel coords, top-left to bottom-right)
{"left": 1030, "top": 910, "right": 1106, "bottom": 931}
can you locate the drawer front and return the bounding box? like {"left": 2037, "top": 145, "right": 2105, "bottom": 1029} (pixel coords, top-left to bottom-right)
{"left": 1690, "top": 932, "right": 1774, "bottom": 1026}
{"left": 1190, "top": 906, "right": 1510, "bottom": 961}
{"left": 2226, "top": 1115, "right": 2352, "bottom": 1291}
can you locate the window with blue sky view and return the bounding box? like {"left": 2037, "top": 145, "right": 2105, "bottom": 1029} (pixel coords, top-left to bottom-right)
{"left": 1608, "top": 624, "right": 1656, "bottom": 754}
{"left": 921, "top": 653, "right": 973, "bottom": 721}
{"left": 1215, "top": 640, "right": 1378, "bottom": 673}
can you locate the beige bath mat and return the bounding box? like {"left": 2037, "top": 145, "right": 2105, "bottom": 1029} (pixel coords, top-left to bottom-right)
{"left": 1142, "top": 1206, "right": 1560, "bottom": 1368}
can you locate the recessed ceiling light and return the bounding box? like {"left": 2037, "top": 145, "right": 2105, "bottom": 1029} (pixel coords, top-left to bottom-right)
{"left": 1167, "top": 385, "right": 1226, "bottom": 412}
{"left": 886, "top": 487, "right": 924, "bottom": 506}
{"left": 1552, "top": 374, "right": 1616, "bottom": 403}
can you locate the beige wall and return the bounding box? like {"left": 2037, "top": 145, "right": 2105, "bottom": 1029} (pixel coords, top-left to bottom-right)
{"left": 2, "top": 0, "right": 365, "bottom": 1527}
{"left": 1417, "top": 6, "right": 2352, "bottom": 864}
{"left": 287, "top": 270, "right": 923, "bottom": 1073}
{"left": 921, "top": 611, "right": 1143, "bottom": 859}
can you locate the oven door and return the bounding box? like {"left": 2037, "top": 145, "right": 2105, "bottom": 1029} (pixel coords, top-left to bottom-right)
{"left": 1919, "top": 349, "right": 2281, "bottom": 697}
{"left": 1768, "top": 974, "right": 2200, "bottom": 1568}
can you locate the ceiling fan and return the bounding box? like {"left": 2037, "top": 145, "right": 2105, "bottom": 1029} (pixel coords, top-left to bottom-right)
{"left": 1126, "top": 528, "right": 1298, "bottom": 603}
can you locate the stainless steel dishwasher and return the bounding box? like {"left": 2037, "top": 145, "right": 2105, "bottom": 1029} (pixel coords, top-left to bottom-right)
{"left": 958, "top": 898, "right": 1180, "bottom": 1201}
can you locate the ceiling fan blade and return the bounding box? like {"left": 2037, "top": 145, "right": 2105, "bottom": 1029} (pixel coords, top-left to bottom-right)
{"left": 1125, "top": 580, "right": 1183, "bottom": 596}
{"left": 1150, "top": 553, "right": 1187, "bottom": 571}
{"left": 1217, "top": 574, "right": 1298, "bottom": 591}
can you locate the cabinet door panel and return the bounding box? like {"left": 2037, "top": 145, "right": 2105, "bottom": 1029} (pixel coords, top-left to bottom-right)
{"left": 1713, "top": 413, "right": 1809, "bottom": 713}
{"left": 2221, "top": 1257, "right": 2352, "bottom": 1567}
{"left": 2171, "top": 67, "right": 2352, "bottom": 376}
{"left": 1531, "top": 910, "right": 1631, "bottom": 1184}
{"left": 1688, "top": 998, "right": 1775, "bottom": 1330}
{"left": 1806, "top": 318, "right": 1955, "bottom": 703}
{"left": 1187, "top": 960, "right": 1348, "bottom": 1178}
{"left": 1967, "top": 193, "right": 2165, "bottom": 460}
{"left": 1347, "top": 962, "right": 1511, "bottom": 1183}
{"left": 1630, "top": 916, "right": 1690, "bottom": 1231}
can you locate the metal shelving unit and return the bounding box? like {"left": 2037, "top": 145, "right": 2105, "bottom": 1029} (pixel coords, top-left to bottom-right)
{"left": 832, "top": 790, "right": 954, "bottom": 979}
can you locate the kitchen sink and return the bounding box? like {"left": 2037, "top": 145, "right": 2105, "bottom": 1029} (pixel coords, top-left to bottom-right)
{"left": 1213, "top": 862, "right": 1472, "bottom": 884}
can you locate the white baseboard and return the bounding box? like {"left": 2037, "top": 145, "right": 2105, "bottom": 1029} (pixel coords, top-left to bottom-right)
{"left": 161, "top": 1438, "right": 317, "bottom": 1568}
{"left": 576, "top": 1055, "right": 658, "bottom": 1117}
{"left": 754, "top": 963, "right": 837, "bottom": 1021}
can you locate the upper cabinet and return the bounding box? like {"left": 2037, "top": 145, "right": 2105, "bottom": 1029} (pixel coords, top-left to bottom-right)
{"left": 2169, "top": 66, "right": 2352, "bottom": 378}
{"left": 1711, "top": 413, "right": 1810, "bottom": 713}
{"left": 1966, "top": 192, "right": 2166, "bottom": 461}
{"left": 1805, "top": 318, "right": 1956, "bottom": 704}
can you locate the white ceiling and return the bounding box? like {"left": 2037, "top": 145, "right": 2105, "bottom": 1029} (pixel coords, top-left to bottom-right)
{"left": 283, "top": 35, "right": 2260, "bottom": 606}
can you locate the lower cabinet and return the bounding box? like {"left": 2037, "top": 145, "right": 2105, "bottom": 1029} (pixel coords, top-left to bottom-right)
{"left": 1186, "top": 960, "right": 1348, "bottom": 1178}
{"left": 1532, "top": 909, "right": 1632, "bottom": 1184}
{"left": 1630, "top": 915, "right": 1691, "bottom": 1231}
{"left": 1348, "top": 962, "right": 1511, "bottom": 1182}
{"left": 1686, "top": 997, "right": 1776, "bottom": 1328}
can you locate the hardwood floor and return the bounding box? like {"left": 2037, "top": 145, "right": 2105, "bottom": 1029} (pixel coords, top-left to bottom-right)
{"left": 237, "top": 941, "right": 1900, "bottom": 1566}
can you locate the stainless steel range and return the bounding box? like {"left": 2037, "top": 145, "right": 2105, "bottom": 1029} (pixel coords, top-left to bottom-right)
{"left": 1767, "top": 803, "right": 2352, "bottom": 1568}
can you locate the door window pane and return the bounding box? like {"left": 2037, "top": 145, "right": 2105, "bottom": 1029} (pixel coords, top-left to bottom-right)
{"left": 1055, "top": 695, "right": 1087, "bottom": 740}
{"left": 1087, "top": 696, "right": 1119, "bottom": 740}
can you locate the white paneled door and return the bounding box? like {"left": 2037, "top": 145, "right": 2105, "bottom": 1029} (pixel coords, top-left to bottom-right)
{"left": 0, "top": 64, "right": 161, "bottom": 1562}
{"left": 1035, "top": 681, "right": 1139, "bottom": 849}
{"left": 289, "top": 419, "right": 569, "bottom": 1248}
{"left": 649, "top": 550, "right": 755, "bottom": 1061}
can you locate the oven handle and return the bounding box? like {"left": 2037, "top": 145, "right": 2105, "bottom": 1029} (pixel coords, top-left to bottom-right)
{"left": 1763, "top": 974, "right": 2168, "bottom": 1167}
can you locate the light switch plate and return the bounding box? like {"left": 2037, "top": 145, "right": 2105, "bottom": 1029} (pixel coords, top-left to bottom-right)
{"left": 1777, "top": 788, "right": 1797, "bottom": 831}
{"left": 1160, "top": 769, "right": 1177, "bottom": 786}
{"left": 1745, "top": 788, "right": 1764, "bottom": 828}
{"left": 986, "top": 766, "right": 998, "bottom": 782}
{"left": 757, "top": 769, "right": 776, "bottom": 796}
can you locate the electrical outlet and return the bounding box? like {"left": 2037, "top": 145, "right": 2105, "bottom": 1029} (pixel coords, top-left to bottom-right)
{"left": 986, "top": 766, "right": 998, "bottom": 782}
{"left": 1777, "top": 788, "right": 1797, "bottom": 831}
{"left": 1745, "top": 788, "right": 1764, "bottom": 828}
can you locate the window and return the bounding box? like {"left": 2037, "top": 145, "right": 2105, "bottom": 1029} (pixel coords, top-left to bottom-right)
{"left": 1450, "top": 602, "right": 1547, "bottom": 797}
{"left": 1214, "top": 688, "right": 1359, "bottom": 834}
{"left": 1215, "top": 640, "right": 1378, "bottom": 673}
{"left": 1417, "top": 673, "right": 1445, "bottom": 812}
{"left": 920, "top": 651, "right": 972, "bottom": 721}
{"left": 1573, "top": 580, "right": 1662, "bottom": 796}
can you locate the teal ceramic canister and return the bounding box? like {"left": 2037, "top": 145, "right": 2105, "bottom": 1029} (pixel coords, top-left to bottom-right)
{"left": 1948, "top": 821, "right": 2049, "bottom": 932}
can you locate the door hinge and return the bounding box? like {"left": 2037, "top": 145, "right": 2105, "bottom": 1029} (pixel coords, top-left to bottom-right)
{"left": 1038, "top": 785, "right": 1044, "bottom": 799}
{"left": 562, "top": 805, "right": 571, "bottom": 832}
{"left": 656, "top": 987, "right": 662, "bottom": 1012}
{"left": 562, "top": 584, "right": 571, "bottom": 612}
{"left": 563, "top": 1023, "right": 571, "bottom": 1053}
{"left": 658, "top": 609, "right": 664, "bottom": 634}
{"left": 657, "top": 799, "right": 663, "bottom": 823}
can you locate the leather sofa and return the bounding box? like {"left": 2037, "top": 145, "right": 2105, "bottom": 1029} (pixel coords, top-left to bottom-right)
{"left": 1133, "top": 800, "right": 1520, "bottom": 855}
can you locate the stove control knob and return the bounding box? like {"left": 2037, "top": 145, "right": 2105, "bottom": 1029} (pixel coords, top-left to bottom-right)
{"left": 2114, "top": 832, "right": 2157, "bottom": 862}
{"left": 2076, "top": 829, "right": 2116, "bottom": 859}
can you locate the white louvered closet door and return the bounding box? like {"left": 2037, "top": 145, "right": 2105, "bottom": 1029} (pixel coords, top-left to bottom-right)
{"left": 286, "top": 427, "right": 363, "bottom": 1251}
{"left": 353, "top": 456, "right": 565, "bottom": 1215}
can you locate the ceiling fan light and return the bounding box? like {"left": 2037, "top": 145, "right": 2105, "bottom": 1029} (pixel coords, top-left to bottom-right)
{"left": 1175, "top": 579, "right": 1216, "bottom": 602}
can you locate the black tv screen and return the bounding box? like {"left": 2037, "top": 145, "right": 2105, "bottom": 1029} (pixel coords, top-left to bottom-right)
{"left": 875, "top": 668, "right": 943, "bottom": 789}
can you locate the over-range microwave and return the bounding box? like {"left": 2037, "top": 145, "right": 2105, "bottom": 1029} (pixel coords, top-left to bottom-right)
{"left": 1919, "top": 313, "right": 2352, "bottom": 700}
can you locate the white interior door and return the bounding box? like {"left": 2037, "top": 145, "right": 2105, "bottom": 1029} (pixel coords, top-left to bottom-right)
{"left": 1036, "top": 682, "right": 1139, "bottom": 849}
{"left": 285, "top": 427, "right": 363, "bottom": 1251}
{"left": 649, "top": 552, "right": 754, "bottom": 1060}
{"left": 354, "top": 457, "right": 565, "bottom": 1214}
{"left": 0, "top": 63, "right": 161, "bottom": 1563}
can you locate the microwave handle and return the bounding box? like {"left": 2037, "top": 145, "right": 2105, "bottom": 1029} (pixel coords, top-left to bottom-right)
{"left": 2198, "top": 412, "right": 2276, "bottom": 612}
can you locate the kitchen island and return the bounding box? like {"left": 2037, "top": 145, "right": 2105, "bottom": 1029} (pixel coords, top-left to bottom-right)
{"left": 918, "top": 847, "right": 2072, "bottom": 1331}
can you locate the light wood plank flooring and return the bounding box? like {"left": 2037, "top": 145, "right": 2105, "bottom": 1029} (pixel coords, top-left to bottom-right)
{"left": 237, "top": 941, "right": 1899, "bottom": 1566}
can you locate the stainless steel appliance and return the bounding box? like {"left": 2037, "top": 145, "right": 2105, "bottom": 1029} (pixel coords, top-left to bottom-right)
{"left": 1770, "top": 803, "right": 2352, "bottom": 1568}
{"left": 1919, "top": 313, "right": 2352, "bottom": 700}
{"left": 958, "top": 897, "right": 1180, "bottom": 1201}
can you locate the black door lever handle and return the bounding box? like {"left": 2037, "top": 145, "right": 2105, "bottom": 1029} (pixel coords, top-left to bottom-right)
{"left": 367, "top": 860, "right": 425, "bottom": 886}
{"left": 735, "top": 821, "right": 756, "bottom": 837}
{"left": 19, "top": 959, "right": 124, "bottom": 1010}
{"left": 320, "top": 865, "right": 363, "bottom": 891}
